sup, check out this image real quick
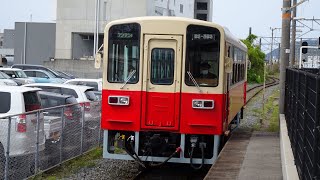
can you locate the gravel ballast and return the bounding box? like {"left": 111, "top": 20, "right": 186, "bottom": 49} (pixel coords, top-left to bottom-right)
{"left": 64, "top": 159, "right": 139, "bottom": 180}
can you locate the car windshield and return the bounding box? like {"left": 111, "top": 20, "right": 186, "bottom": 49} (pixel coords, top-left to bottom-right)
{"left": 42, "top": 71, "right": 56, "bottom": 78}
{"left": 0, "top": 72, "right": 10, "bottom": 79}
{"left": 47, "top": 68, "right": 61, "bottom": 77}
{"left": 14, "top": 70, "right": 28, "bottom": 78}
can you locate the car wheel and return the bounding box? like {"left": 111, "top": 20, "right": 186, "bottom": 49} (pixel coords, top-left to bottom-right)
{"left": 0, "top": 143, "right": 5, "bottom": 180}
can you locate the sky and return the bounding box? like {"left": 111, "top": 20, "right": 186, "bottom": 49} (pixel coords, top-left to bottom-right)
{"left": 0, "top": 0, "right": 319, "bottom": 40}
{"left": 0, "top": 0, "right": 56, "bottom": 30}
{"left": 213, "top": 0, "right": 320, "bottom": 39}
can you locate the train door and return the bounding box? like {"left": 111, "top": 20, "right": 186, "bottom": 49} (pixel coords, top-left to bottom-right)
{"left": 141, "top": 35, "right": 183, "bottom": 130}
{"left": 225, "top": 44, "right": 232, "bottom": 128}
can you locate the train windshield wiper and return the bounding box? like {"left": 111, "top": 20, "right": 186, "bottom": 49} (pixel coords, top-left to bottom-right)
{"left": 120, "top": 70, "right": 136, "bottom": 89}
{"left": 187, "top": 71, "right": 202, "bottom": 93}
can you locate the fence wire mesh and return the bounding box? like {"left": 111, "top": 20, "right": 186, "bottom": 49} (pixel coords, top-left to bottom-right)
{"left": 0, "top": 101, "right": 101, "bottom": 180}
{"left": 285, "top": 68, "right": 320, "bottom": 180}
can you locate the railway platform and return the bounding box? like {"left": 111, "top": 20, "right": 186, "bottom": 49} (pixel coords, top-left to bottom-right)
{"left": 204, "top": 128, "right": 282, "bottom": 180}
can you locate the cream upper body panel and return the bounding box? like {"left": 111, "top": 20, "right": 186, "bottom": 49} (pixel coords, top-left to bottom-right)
{"left": 103, "top": 17, "right": 245, "bottom": 94}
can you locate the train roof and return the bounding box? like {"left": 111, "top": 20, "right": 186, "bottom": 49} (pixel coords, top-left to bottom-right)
{"left": 223, "top": 27, "right": 247, "bottom": 51}
{"left": 107, "top": 16, "right": 247, "bottom": 52}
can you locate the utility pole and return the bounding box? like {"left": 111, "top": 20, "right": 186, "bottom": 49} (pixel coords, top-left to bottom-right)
{"left": 279, "top": 0, "right": 291, "bottom": 114}
{"left": 270, "top": 28, "right": 275, "bottom": 65}
{"left": 270, "top": 28, "right": 281, "bottom": 71}
{"left": 290, "top": 0, "right": 297, "bottom": 67}
{"left": 278, "top": 43, "right": 281, "bottom": 63}
{"left": 259, "top": 38, "right": 262, "bottom": 49}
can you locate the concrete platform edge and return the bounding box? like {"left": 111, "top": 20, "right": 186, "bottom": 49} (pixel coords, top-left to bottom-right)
{"left": 280, "top": 114, "right": 299, "bottom": 180}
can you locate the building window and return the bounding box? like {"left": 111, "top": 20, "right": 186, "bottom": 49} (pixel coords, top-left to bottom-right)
{"left": 197, "top": 2, "right": 208, "bottom": 10}
{"left": 180, "top": 4, "right": 183, "bottom": 13}
{"left": 196, "top": 13, "right": 207, "bottom": 21}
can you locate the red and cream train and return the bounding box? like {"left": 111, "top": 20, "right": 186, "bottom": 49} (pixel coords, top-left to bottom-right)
{"left": 96, "top": 17, "right": 247, "bottom": 168}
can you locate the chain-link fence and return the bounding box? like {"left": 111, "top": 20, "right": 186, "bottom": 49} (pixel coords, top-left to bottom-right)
{"left": 285, "top": 68, "right": 320, "bottom": 180}
{"left": 0, "top": 101, "right": 102, "bottom": 180}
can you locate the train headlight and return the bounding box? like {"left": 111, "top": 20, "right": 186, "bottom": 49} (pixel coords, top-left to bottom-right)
{"left": 192, "top": 100, "right": 214, "bottom": 109}
{"left": 119, "top": 97, "right": 129, "bottom": 105}
{"left": 108, "top": 96, "right": 130, "bottom": 106}
{"left": 193, "top": 101, "right": 203, "bottom": 108}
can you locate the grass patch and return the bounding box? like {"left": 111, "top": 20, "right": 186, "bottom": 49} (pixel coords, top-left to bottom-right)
{"left": 250, "top": 87, "right": 280, "bottom": 132}
{"left": 31, "top": 147, "right": 103, "bottom": 180}
{"left": 263, "top": 89, "right": 280, "bottom": 132}
{"left": 253, "top": 122, "right": 261, "bottom": 131}
{"left": 267, "top": 90, "right": 280, "bottom": 132}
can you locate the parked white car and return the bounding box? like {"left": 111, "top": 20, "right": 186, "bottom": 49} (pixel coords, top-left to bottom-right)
{"left": 0, "top": 86, "right": 45, "bottom": 177}
{"left": 24, "top": 83, "right": 97, "bottom": 103}
{"left": 0, "top": 67, "right": 35, "bottom": 85}
{"left": 64, "top": 78, "right": 102, "bottom": 91}
{"left": 23, "top": 83, "right": 100, "bottom": 127}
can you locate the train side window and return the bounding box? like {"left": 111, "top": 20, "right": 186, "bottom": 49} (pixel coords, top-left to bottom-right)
{"left": 150, "top": 48, "right": 175, "bottom": 85}
{"left": 235, "top": 64, "right": 238, "bottom": 83}
{"left": 243, "top": 64, "right": 245, "bottom": 80}
{"left": 232, "top": 64, "right": 236, "bottom": 84}
{"left": 240, "top": 64, "right": 243, "bottom": 81}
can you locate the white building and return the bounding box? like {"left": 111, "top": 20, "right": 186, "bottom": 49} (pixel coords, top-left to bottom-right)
{"left": 55, "top": 0, "right": 213, "bottom": 60}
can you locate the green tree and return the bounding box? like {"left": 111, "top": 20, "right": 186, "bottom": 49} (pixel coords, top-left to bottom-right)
{"left": 242, "top": 34, "right": 266, "bottom": 83}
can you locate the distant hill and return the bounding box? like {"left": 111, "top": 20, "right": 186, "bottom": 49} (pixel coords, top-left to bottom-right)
{"left": 265, "top": 39, "right": 319, "bottom": 62}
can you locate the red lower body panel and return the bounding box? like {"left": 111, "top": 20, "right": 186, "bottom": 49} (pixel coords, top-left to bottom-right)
{"left": 101, "top": 90, "right": 225, "bottom": 135}
{"left": 180, "top": 93, "right": 224, "bottom": 135}
{"left": 141, "top": 92, "right": 180, "bottom": 131}
{"left": 101, "top": 90, "right": 141, "bottom": 131}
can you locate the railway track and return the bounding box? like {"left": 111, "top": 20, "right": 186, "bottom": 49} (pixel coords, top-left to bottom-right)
{"left": 134, "top": 77, "right": 280, "bottom": 180}
{"left": 246, "top": 77, "right": 279, "bottom": 103}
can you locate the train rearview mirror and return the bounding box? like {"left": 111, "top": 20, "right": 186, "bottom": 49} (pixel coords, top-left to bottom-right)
{"left": 95, "top": 53, "right": 102, "bottom": 69}
{"left": 225, "top": 57, "right": 233, "bottom": 73}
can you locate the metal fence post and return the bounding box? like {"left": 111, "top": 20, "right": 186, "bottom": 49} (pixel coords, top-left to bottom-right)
{"left": 4, "top": 117, "right": 12, "bottom": 180}
{"left": 98, "top": 121, "right": 102, "bottom": 147}
{"left": 59, "top": 107, "right": 64, "bottom": 164}
{"left": 35, "top": 111, "right": 40, "bottom": 175}
{"left": 302, "top": 72, "right": 308, "bottom": 179}
{"left": 313, "top": 75, "right": 320, "bottom": 179}
{"left": 80, "top": 104, "right": 85, "bottom": 154}
{"left": 294, "top": 70, "right": 300, "bottom": 158}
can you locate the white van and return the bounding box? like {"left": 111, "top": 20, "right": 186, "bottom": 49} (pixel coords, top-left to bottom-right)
{"left": 0, "top": 86, "right": 45, "bottom": 178}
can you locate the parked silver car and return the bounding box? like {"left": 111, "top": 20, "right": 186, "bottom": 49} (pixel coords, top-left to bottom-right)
{"left": 0, "top": 71, "right": 18, "bottom": 86}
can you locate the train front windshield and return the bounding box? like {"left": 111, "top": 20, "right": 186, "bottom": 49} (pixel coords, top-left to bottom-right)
{"left": 185, "top": 25, "right": 221, "bottom": 87}
{"left": 107, "top": 23, "right": 140, "bottom": 84}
